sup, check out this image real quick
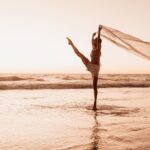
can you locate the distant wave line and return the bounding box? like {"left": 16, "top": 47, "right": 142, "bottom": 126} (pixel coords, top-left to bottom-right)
{"left": 0, "top": 83, "right": 150, "bottom": 90}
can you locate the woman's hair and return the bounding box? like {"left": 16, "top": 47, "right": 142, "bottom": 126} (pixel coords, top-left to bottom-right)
{"left": 92, "top": 37, "right": 102, "bottom": 45}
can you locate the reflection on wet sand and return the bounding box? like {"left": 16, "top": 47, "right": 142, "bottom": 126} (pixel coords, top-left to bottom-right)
{"left": 90, "top": 111, "right": 102, "bottom": 150}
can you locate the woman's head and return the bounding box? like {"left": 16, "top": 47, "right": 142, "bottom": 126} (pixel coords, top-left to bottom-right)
{"left": 92, "top": 37, "right": 101, "bottom": 48}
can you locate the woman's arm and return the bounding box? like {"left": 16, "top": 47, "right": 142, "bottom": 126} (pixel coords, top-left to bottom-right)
{"left": 97, "top": 25, "right": 102, "bottom": 50}
{"left": 91, "top": 32, "right": 96, "bottom": 45}
{"left": 92, "top": 32, "right": 96, "bottom": 39}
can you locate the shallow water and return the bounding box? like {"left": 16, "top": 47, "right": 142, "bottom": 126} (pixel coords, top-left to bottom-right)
{"left": 0, "top": 88, "right": 150, "bottom": 150}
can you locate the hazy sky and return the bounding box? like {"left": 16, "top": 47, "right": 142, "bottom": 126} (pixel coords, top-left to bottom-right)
{"left": 0, "top": 0, "right": 149, "bottom": 73}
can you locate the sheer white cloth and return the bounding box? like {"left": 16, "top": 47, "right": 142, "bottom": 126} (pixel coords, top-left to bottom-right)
{"left": 101, "top": 26, "right": 150, "bottom": 60}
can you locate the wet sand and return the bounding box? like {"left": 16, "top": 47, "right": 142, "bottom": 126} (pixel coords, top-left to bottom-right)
{"left": 0, "top": 88, "right": 150, "bottom": 150}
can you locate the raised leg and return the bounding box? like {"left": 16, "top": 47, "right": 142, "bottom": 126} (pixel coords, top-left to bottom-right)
{"left": 67, "top": 37, "right": 89, "bottom": 67}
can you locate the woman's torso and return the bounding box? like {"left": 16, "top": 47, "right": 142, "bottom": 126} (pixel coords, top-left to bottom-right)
{"left": 90, "top": 49, "right": 101, "bottom": 65}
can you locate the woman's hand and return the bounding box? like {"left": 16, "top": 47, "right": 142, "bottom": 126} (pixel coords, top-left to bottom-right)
{"left": 66, "top": 37, "right": 73, "bottom": 45}
{"left": 92, "top": 32, "right": 96, "bottom": 37}
{"left": 99, "top": 25, "right": 102, "bottom": 31}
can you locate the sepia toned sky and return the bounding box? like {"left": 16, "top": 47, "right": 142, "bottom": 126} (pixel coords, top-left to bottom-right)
{"left": 0, "top": 0, "right": 149, "bottom": 73}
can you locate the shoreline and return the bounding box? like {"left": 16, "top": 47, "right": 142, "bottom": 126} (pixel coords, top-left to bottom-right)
{"left": 0, "top": 84, "right": 150, "bottom": 90}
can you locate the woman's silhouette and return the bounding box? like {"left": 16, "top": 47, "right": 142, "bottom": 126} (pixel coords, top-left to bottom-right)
{"left": 67, "top": 25, "right": 102, "bottom": 110}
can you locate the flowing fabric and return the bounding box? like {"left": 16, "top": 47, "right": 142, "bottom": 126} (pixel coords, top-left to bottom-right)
{"left": 101, "top": 26, "right": 150, "bottom": 60}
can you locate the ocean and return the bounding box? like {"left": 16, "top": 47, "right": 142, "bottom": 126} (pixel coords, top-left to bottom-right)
{"left": 0, "top": 74, "right": 150, "bottom": 89}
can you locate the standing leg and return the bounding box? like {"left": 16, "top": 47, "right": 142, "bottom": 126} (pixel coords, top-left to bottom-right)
{"left": 93, "top": 77, "right": 98, "bottom": 111}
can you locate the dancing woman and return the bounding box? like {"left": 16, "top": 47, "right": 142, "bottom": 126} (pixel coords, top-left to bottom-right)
{"left": 66, "top": 25, "right": 102, "bottom": 110}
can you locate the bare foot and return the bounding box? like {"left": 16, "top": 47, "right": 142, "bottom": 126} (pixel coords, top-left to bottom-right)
{"left": 66, "top": 37, "right": 73, "bottom": 45}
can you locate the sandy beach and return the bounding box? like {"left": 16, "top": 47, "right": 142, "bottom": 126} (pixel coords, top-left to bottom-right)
{"left": 0, "top": 88, "right": 150, "bottom": 150}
